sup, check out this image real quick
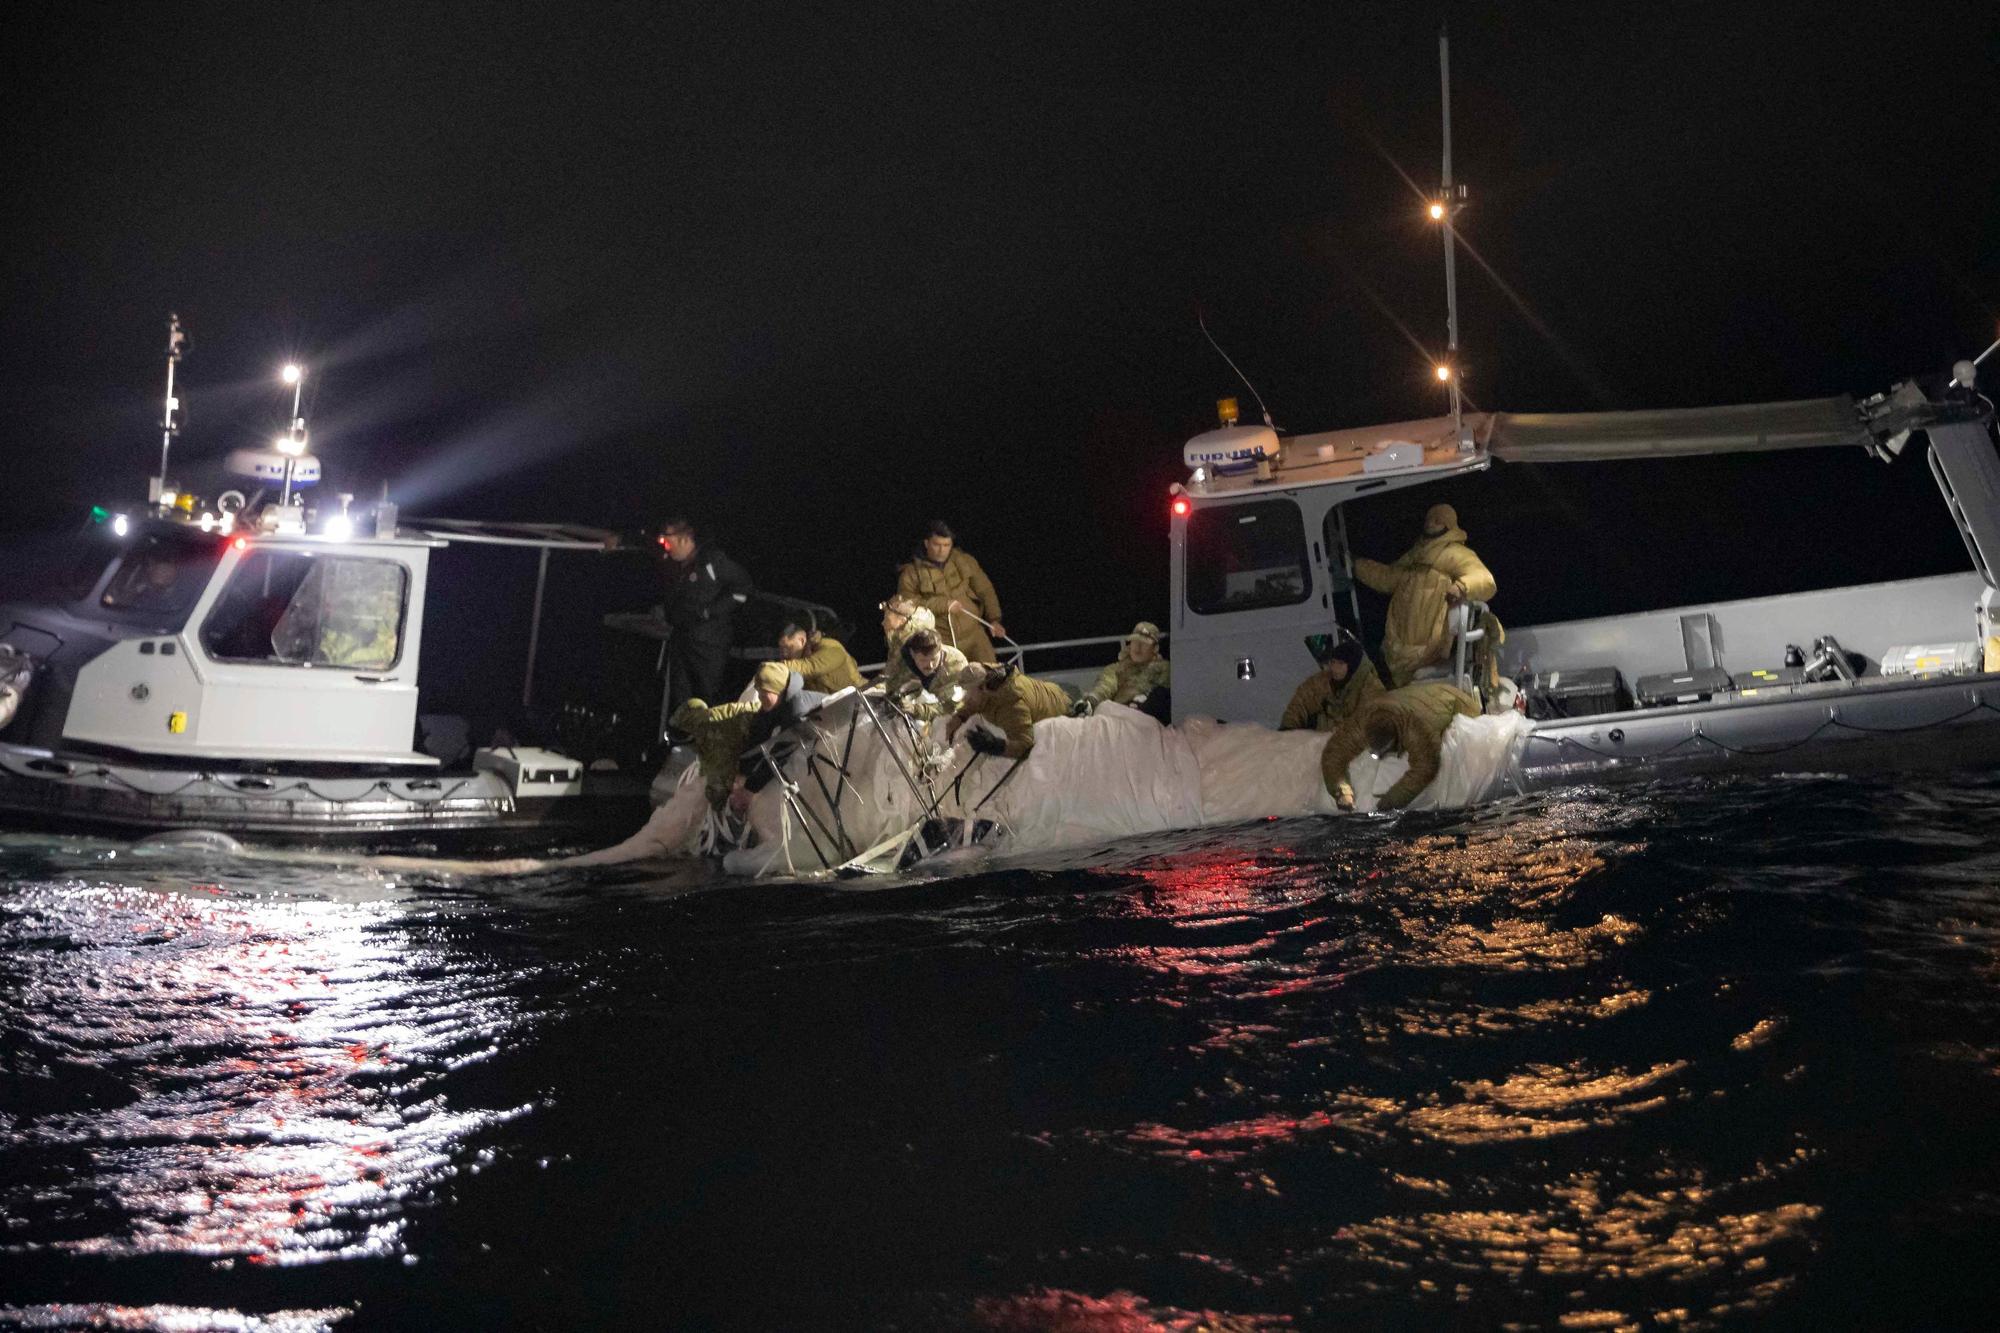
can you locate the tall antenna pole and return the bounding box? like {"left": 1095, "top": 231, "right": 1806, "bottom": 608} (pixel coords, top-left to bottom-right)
{"left": 154, "top": 314, "right": 185, "bottom": 504}
{"left": 1438, "top": 28, "right": 1466, "bottom": 446}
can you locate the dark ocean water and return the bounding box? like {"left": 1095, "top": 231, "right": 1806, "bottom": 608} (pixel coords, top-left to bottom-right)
{"left": 3, "top": 772, "right": 2000, "bottom": 1331}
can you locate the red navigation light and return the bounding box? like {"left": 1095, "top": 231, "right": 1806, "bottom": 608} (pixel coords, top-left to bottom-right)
{"left": 232, "top": 536, "right": 250, "bottom": 552}
{"left": 1171, "top": 497, "right": 1191, "bottom": 518}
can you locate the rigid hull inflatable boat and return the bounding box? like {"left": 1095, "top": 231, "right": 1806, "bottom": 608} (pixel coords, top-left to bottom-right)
{"left": 0, "top": 506, "right": 657, "bottom": 845}
{"left": 0, "top": 320, "right": 758, "bottom": 846}
{"left": 1160, "top": 373, "right": 2000, "bottom": 791}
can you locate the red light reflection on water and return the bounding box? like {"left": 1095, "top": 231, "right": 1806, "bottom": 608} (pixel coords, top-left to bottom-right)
{"left": 971, "top": 1285, "right": 1292, "bottom": 1330}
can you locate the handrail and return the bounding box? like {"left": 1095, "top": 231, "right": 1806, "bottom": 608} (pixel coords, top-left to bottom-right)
{"left": 405, "top": 517, "right": 622, "bottom": 552}
{"left": 858, "top": 631, "right": 1164, "bottom": 675}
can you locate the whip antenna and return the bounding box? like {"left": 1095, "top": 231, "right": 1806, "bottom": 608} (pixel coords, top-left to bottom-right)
{"left": 1437, "top": 25, "right": 1467, "bottom": 447}
{"left": 153, "top": 313, "right": 185, "bottom": 504}
{"left": 1197, "top": 312, "right": 1277, "bottom": 431}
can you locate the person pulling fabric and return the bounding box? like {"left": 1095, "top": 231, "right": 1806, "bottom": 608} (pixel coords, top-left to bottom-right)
{"left": 871, "top": 599, "right": 936, "bottom": 691}
{"left": 1318, "top": 680, "right": 1480, "bottom": 812}
{"left": 1280, "top": 631, "right": 1386, "bottom": 732}
{"left": 881, "top": 628, "right": 969, "bottom": 721}
{"left": 1072, "top": 621, "right": 1172, "bottom": 720}
{"left": 777, "top": 621, "right": 863, "bottom": 693}
{"left": 948, "top": 662, "right": 1070, "bottom": 760}
{"left": 1352, "top": 503, "right": 1495, "bottom": 687}
{"left": 666, "top": 695, "right": 761, "bottom": 812}
{"left": 737, "top": 660, "right": 830, "bottom": 808}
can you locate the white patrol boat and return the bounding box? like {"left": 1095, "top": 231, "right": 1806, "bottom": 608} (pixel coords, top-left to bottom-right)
{"left": 0, "top": 319, "right": 658, "bottom": 845}
{"left": 1157, "top": 376, "right": 2000, "bottom": 788}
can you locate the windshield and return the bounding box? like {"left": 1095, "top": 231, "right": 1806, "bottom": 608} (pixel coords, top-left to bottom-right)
{"left": 1184, "top": 499, "right": 1311, "bottom": 614}
{"left": 98, "top": 532, "right": 220, "bottom": 617}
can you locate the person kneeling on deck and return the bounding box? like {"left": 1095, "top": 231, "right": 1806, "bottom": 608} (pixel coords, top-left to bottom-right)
{"left": 1319, "top": 681, "right": 1480, "bottom": 812}
{"left": 948, "top": 662, "right": 1070, "bottom": 760}
{"left": 1280, "top": 631, "right": 1385, "bottom": 732}
{"left": 1352, "top": 503, "right": 1496, "bottom": 687}
{"left": 777, "top": 621, "right": 863, "bottom": 693}
{"left": 881, "top": 627, "right": 969, "bottom": 720}
{"left": 1071, "top": 621, "right": 1172, "bottom": 721}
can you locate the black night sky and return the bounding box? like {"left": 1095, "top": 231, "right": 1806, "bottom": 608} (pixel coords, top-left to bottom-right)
{"left": 2, "top": 3, "right": 1995, "bottom": 694}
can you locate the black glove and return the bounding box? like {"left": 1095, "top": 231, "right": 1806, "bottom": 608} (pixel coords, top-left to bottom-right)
{"left": 966, "top": 727, "right": 1008, "bottom": 757}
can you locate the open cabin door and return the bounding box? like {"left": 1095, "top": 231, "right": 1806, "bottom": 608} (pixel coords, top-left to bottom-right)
{"left": 1321, "top": 503, "right": 1366, "bottom": 642}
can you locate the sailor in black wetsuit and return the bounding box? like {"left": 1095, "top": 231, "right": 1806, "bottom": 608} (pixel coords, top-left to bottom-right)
{"left": 659, "top": 516, "right": 755, "bottom": 708}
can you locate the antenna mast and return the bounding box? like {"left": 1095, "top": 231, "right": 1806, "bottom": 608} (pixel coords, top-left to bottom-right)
{"left": 153, "top": 313, "right": 185, "bottom": 503}
{"left": 1438, "top": 28, "right": 1466, "bottom": 447}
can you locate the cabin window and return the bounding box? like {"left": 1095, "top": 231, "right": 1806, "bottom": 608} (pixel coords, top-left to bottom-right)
{"left": 200, "top": 552, "right": 409, "bottom": 671}
{"left": 97, "top": 533, "right": 217, "bottom": 615}
{"left": 1184, "top": 499, "right": 1311, "bottom": 614}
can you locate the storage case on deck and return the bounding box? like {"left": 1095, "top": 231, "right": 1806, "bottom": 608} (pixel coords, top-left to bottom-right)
{"left": 1735, "top": 666, "right": 1806, "bottom": 698}
{"left": 1521, "top": 666, "right": 1631, "bottom": 720}
{"left": 1880, "top": 643, "right": 1982, "bottom": 678}
{"left": 1634, "top": 667, "right": 1734, "bottom": 708}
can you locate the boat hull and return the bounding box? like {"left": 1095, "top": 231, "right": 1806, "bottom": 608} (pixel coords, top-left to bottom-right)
{"left": 0, "top": 743, "right": 650, "bottom": 850}
{"left": 1516, "top": 672, "right": 2000, "bottom": 790}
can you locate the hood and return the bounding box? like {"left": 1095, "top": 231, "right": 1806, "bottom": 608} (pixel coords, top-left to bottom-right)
{"left": 1405, "top": 526, "right": 1468, "bottom": 560}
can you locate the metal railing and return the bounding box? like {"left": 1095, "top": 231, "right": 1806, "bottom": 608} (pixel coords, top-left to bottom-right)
{"left": 860, "top": 632, "right": 1158, "bottom": 675}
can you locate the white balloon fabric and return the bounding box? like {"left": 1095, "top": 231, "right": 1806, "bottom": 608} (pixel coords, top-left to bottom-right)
{"left": 566, "top": 693, "right": 1533, "bottom": 874}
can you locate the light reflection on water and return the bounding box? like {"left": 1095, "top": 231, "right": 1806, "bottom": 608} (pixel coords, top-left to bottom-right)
{"left": 2, "top": 869, "right": 532, "bottom": 1306}
{"left": 3, "top": 772, "right": 2000, "bottom": 1330}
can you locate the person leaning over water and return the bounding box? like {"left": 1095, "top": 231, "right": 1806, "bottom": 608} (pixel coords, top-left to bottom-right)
{"left": 667, "top": 696, "right": 761, "bottom": 812}
{"left": 1280, "top": 632, "right": 1385, "bottom": 732}
{"left": 1352, "top": 502, "right": 1495, "bottom": 687}
{"left": 735, "top": 660, "right": 830, "bottom": 810}
{"left": 1318, "top": 680, "right": 1480, "bottom": 812}
{"left": 897, "top": 519, "right": 1005, "bottom": 664}
{"left": 1071, "top": 621, "right": 1172, "bottom": 720}
{"left": 776, "top": 621, "right": 863, "bottom": 693}
{"left": 882, "top": 627, "right": 969, "bottom": 720}
{"left": 947, "top": 662, "right": 1070, "bottom": 760}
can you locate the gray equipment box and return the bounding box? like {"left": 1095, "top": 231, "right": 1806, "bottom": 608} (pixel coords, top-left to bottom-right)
{"left": 1634, "top": 667, "right": 1734, "bottom": 708}
{"left": 1522, "top": 667, "right": 1631, "bottom": 720}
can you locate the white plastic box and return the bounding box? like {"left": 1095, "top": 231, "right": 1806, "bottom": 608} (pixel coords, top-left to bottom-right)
{"left": 474, "top": 746, "right": 584, "bottom": 798}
